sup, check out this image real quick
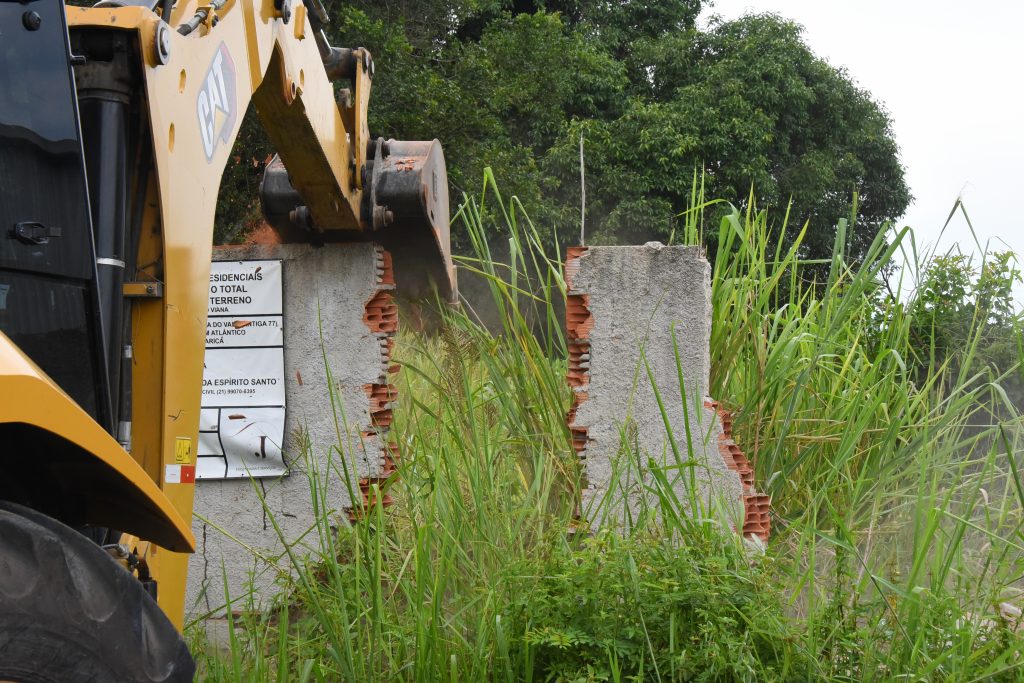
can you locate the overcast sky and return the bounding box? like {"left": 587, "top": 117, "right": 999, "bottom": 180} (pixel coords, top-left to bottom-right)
{"left": 700, "top": 1, "right": 1024, "bottom": 298}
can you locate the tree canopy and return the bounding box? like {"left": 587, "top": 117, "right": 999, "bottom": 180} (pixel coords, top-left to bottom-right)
{"left": 217, "top": 1, "right": 911, "bottom": 260}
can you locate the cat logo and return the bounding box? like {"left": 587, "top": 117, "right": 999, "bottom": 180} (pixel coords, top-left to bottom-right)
{"left": 197, "top": 43, "right": 237, "bottom": 161}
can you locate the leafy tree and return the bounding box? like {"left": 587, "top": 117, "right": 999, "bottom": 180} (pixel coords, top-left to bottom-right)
{"left": 215, "top": 1, "right": 911, "bottom": 262}
{"left": 545, "top": 13, "right": 909, "bottom": 254}
{"left": 213, "top": 108, "right": 274, "bottom": 244}
{"left": 907, "top": 248, "right": 1023, "bottom": 403}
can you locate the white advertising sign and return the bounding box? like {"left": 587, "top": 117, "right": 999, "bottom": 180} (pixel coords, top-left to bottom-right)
{"left": 202, "top": 347, "right": 285, "bottom": 407}
{"left": 198, "top": 260, "right": 287, "bottom": 479}
{"left": 207, "top": 259, "right": 282, "bottom": 316}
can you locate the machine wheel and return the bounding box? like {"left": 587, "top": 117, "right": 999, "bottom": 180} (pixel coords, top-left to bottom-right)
{"left": 0, "top": 502, "right": 194, "bottom": 683}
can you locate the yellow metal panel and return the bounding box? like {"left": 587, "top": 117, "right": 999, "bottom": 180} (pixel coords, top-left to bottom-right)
{"left": 129, "top": 180, "right": 166, "bottom": 485}
{"left": 122, "top": 281, "right": 164, "bottom": 298}
{"left": 0, "top": 332, "right": 194, "bottom": 554}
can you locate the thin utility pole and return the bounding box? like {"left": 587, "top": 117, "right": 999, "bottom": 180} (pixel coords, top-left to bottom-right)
{"left": 579, "top": 131, "right": 586, "bottom": 246}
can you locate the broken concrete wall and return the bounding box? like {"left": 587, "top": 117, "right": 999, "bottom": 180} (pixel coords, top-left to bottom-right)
{"left": 565, "top": 244, "right": 762, "bottom": 534}
{"left": 187, "top": 242, "right": 399, "bottom": 615}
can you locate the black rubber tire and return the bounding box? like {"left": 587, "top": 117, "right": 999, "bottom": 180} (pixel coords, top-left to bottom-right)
{"left": 0, "top": 502, "right": 194, "bottom": 683}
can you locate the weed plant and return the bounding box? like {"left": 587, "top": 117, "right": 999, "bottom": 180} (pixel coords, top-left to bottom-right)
{"left": 191, "top": 173, "right": 1024, "bottom": 681}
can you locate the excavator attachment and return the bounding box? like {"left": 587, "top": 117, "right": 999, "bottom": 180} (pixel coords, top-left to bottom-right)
{"left": 260, "top": 137, "right": 456, "bottom": 302}
{"left": 366, "top": 139, "right": 455, "bottom": 303}
{"left": 255, "top": 0, "right": 457, "bottom": 303}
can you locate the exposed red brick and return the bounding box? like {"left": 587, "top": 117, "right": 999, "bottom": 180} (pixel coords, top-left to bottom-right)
{"left": 566, "top": 391, "right": 589, "bottom": 435}
{"left": 381, "top": 441, "right": 399, "bottom": 477}
{"left": 718, "top": 410, "right": 734, "bottom": 436}
{"left": 567, "top": 341, "right": 591, "bottom": 388}
{"left": 346, "top": 436, "right": 402, "bottom": 521}
{"left": 718, "top": 439, "right": 755, "bottom": 488}
{"left": 566, "top": 294, "right": 594, "bottom": 340}
{"left": 709, "top": 402, "right": 771, "bottom": 541}
{"left": 241, "top": 222, "right": 282, "bottom": 246}
{"left": 713, "top": 404, "right": 751, "bottom": 486}
{"left": 364, "top": 383, "right": 397, "bottom": 429}
{"left": 349, "top": 246, "right": 401, "bottom": 524}
{"left": 742, "top": 494, "right": 771, "bottom": 542}
{"left": 564, "top": 249, "right": 593, "bottom": 509}
{"left": 705, "top": 399, "right": 735, "bottom": 435}
{"left": 569, "top": 426, "right": 589, "bottom": 459}
{"left": 568, "top": 391, "right": 588, "bottom": 418}
{"left": 376, "top": 247, "right": 395, "bottom": 286}
{"left": 565, "top": 246, "right": 589, "bottom": 290}
{"left": 346, "top": 483, "right": 396, "bottom": 522}
{"left": 565, "top": 254, "right": 592, "bottom": 462}
{"left": 364, "top": 291, "right": 398, "bottom": 334}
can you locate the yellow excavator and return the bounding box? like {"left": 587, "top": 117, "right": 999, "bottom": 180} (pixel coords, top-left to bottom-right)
{"left": 0, "top": 0, "right": 453, "bottom": 677}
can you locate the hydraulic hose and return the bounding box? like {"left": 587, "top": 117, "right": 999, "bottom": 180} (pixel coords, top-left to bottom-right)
{"left": 177, "top": 0, "right": 226, "bottom": 36}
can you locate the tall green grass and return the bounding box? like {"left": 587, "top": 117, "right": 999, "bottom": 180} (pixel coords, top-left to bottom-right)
{"left": 191, "top": 175, "right": 1024, "bottom": 681}
{"left": 703, "top": 194, "right": 1024, "bottom": 679}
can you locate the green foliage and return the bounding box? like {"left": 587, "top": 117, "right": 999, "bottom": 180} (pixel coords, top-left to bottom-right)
{"left": 706, "top": 196, "right": 1024, "bottom": 678}
{"left": 908, "top": 243, "right": 1023, "bottom": 378}
{"left": 213, "top": 106, "right": 274, "bottom": 244}
{"left": 216, "top": 2, "right": 909, "bottom": 258}
{"left": 504, "top": 531, "right": 810, "bottom": 681}
{"left": 545, "top": 13, "right": 909, "bottom": 255}
{"left": 192, "top": 177, "right": 1023, "bottom": 681}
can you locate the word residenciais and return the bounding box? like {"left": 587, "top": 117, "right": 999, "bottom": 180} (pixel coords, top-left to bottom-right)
{"left": 209, "top": 270, "right": 264, "bottom": 308}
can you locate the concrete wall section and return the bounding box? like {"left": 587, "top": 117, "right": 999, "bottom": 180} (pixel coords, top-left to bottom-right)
{"left": 565, "top": 244, "right": 746, "bottom": 531}
{"left": 187, "top": 242, "right": 398, "bottom": 614}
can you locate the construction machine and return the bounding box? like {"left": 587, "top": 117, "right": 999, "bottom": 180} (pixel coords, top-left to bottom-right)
{"left": 0, "top": 0, "right": 454, "bottom": 677}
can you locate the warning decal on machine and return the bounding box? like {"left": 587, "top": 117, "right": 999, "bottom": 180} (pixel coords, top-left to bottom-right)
{"left": 197, "top": 260, "right": 287, "bottom": 479}
{"left": 174, "top": 437, "right": 193, "bottom": 465}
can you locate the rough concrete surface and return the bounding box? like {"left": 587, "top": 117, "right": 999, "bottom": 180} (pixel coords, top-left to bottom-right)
{"left": 187, "top": 242, "right": 397, "bottom": 615}
{"left": 565, "top": 244, "right": 746, "bottom": 531}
